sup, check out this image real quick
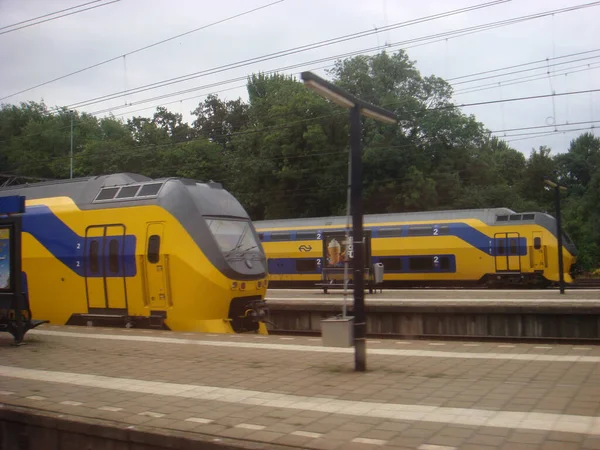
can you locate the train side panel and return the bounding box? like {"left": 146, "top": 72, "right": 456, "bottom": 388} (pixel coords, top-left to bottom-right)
{"left": 257, "top": 217, "right": 575, "bottom": 287}
{"left": 21, "top": 197, "right": 266, "bottom": 332}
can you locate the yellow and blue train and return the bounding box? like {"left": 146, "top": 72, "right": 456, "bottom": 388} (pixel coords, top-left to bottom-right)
{"left": 254, "top": 208, "right": 578, "bottom": 288}
{"left": 0, "top": 173, "right": 270, "bottom": 333}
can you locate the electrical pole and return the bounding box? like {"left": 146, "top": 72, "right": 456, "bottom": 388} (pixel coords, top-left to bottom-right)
{"left": 70, "top": 110, "right": 74, "bottom": 179}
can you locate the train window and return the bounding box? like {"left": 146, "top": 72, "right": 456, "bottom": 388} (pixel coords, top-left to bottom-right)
{"left": 509, "top": 215, "right": 522, "bottom": 221}
{"left": 296, "top": 231, "right": 318, "bottom": 240}
{"left": 497, "top": 241, "right": 505, "bottom": 255}
{"left": 137, "top": 183, "right": 163, "bottom": 197}
{"left": 116, "top": 185, "right": 140, "bottom": 198}
{"left": 496, "top": 215, "right": 508, "bottom": 222}
{"left": 509, "top": 239, "right": 518, "bottom": 254}
{"left": 382, "top": 258, "right": 402, "bottom": 271}
{"left": 440, "top": 257, "right": 450, "bottom": 271}
{"left": 522, "top": 214, "right": 535, "bottom": 220}
{"left": 408, "top": 225, "right": 433, "bottom": 236}
{"left": 296, "top": 259, "right": 317, "bottom": 272}
{"left": 108, "top": 239, "right": 119, "bottom": 273}
{"left": 378, "top": 227, "right": 403, "bottom": 237}
{"left": 147, "top": 235, "right": 160, "bottom": 264}
{"left": 89, "top": 240, "right": 99, "bottom": 274}
{"left": 534, "top": 237, "right": 541, "bottom": 250}
{"left": 409, "top": 257, "right": 434, "bottom": 271}
{"left": 95, "top": 187, "right": 119, "bottom": 201}
{"left": 270, "top": 232, "right": 291, "bottom": 241}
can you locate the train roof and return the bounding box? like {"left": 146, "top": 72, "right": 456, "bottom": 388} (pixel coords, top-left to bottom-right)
{"left": 0, "top": 172, "right": 247, "bottom": 218}
{"left": 254, "top": 208, "right": 520, "bottom": 228}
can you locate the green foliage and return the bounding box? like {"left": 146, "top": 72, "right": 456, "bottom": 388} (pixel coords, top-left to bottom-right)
{"left": 0, "top": 50, "right": 598, "bottom": 270}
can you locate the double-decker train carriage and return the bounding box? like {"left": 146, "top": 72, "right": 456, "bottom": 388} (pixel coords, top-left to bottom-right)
{"left": 254, "top": 208, "right": 578, "bottom": 288}
{"left": 0, "top": 173, "right": 270, "bottom": 333}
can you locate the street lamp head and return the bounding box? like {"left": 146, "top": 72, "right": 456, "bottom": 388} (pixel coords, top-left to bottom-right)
{"left": 301, "top": 71, "right": 397, "bottom": 125}
{"left": 544, "top": 176, "right": 568, "bottom": 191}
{"left": 303, "top": 78, "right": 355, "bottom": 109}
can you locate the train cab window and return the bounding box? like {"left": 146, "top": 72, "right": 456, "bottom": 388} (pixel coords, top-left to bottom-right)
{"left": 522, "top": 214, "right": 535, "bottom": 220}
{"left": 496, "top": 215, "right": 508, "bottom": 222}
{"left": 296, "top": 231, "right": 317, "bottom": 240}
{"left": 270, "top": 232, "right": 291, "bottom": 241}
{"left": 378, "top": 227, "right": 403, "bottom": 238}
{"left": 95, "top": 187, "right": 119, "bottom": 201}
{"left": 534, "top": 237, "right": 542, "bottom": 250}
{"left": 89, "top": 240, "right": 100, "bottom": 274}
{"left": 137, "top": 183, "right": 162, "bottom": 197}
{"left": 409, "top": 257, "right": 434, "bottom": 271}
{"left": 108, "top": 239, "right": 120, "bottom": 273}
{"left": 116, "top": 185, "right": 140, "bottom": 198}
{"left": 509, "top": 215, "right": 522, "bottom": 221}
{"left": 147, "top": 235, "right": 161, "bottom": 264}
{"left": 296, "top": 259, "right": 317, "bottom": 272}
{"left": 382, "top": 258, "right": 402, "bottom": 271}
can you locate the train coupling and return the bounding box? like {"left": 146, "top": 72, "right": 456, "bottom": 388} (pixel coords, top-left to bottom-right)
{"left": 242, "top": 299, "right": 270, "bottom": 324}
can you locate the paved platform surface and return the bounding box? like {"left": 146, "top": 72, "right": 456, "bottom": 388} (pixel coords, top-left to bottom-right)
{"left": 0, "top": 324, "right": 599, "bottom": 449}
{"left": 266, "top": 288, "right": 600, "bottom": 306}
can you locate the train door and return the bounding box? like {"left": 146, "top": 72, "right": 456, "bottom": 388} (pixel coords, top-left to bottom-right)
{"left": 84, "top": 225, "right": 128, "bottom": 312}
{"left": 494, "top": 232, "right": 521, "bottom": 272}
{"left": 104, "top": 225, "right": 127, "bottom": 310}
{"left": 145, "top": 223, "right": 169, "bottom": 309}
{"left": 531, "top": 231, "right": 545, "bottom": 270}
{"left": 85, "top": 227, "right": 106, "bottom": 309}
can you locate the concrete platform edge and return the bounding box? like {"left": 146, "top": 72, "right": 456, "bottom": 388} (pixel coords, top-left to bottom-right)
{"left": 0, "top": 404, "right": 292, "bottom": 450}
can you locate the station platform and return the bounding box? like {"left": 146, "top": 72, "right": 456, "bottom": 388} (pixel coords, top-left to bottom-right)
{"left": 264, "top": 289, "right": 600, "bottom": 342}
{"left": 0, "top": 324, "right": 599, "bottom": 449}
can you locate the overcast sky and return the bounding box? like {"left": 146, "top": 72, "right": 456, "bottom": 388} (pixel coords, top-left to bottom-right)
{"left": 1, "top": 0, "right": 599, "bottom": 156}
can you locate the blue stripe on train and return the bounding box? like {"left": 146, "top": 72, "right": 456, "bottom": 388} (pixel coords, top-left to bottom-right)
{"left": 268, "top": 255, "right": 457, "bottom": 275}
{"left": 261, "top": 222, "right": 527, "bottom": 257}
{"left": 22, "top": 205, "right": 136, "bottom": 277}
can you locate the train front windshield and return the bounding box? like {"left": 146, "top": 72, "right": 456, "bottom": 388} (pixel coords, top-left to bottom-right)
{"left": 206, "top": 218, "right": 261, "bottom": 256}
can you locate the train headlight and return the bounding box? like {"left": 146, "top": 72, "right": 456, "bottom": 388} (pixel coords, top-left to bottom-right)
{"left": 231, "top": 282, "right": 238, "bottom": 290}
{"left": 240, "top": 282, "right": 246, "bottom": 291}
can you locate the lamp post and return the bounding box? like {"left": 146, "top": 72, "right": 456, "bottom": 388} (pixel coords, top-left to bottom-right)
{"left": 544, "top": 176, "right": 567, "bottom": 294}
{"left": 301, "top": 71, "right": 397, "bottom": 371}
{"left": 69, "top": 110, "right": 74, "bottom": 179}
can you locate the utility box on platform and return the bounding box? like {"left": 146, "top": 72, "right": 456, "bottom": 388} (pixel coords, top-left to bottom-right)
{"left": 320, "top": 316, "right": 353, "bottom": 348}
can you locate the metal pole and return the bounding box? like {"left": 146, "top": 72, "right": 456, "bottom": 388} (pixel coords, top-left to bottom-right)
{"left": 555, "top": 185, "right": 565, "bottom": 294}
{"left": 350, "top": 105, "right": 366, "bottom": 371}
{"left": 70, "top": 111, "right": 74, "bottom": 179}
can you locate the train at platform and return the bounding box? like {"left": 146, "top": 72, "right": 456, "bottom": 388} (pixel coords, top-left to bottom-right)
{"left": 254, "top": 208, "right": 578, "bottom": 288}
{"left": 0, "top": 173, "right": 270, "bottom": 333}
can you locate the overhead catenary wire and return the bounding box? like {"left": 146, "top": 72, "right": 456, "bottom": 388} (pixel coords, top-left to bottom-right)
{"left": 0, "top": 0, "right": 286, "bottom": 101}
{"left": 0, "top": 0, "right": 104, "bottom": 31}
{"left": 56, "top": 1, "right": 600, "bottom": 116}
{"left": 0, "top": 0, "right": 121, "bottom": 36}
{"left": 42, "top": 0, "right": 517, "bottom": 111}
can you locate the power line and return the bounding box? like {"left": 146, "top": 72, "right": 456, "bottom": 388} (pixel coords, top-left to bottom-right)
{"left": 491, "top": 120, "right": 600, "bottom": 134}
{"left": 0, "top": 0, "right": 120, "bottom": 36}
{"left": 0, "top": 0, "right": 104, "bottom": 31}
{"left": 455, "top": 62, "right": 600, "bottom": 96}
{"left": 59, "top": 1, "right": 600, "bottom": 115}
{"left": 0, "top": 0, "right": 286, "bottom": 101}
{"left": 49, "top": 0, "right": 513, "bottom": 111}
{"left": 447, "top": 47, "right": 600, "bottom": 82}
